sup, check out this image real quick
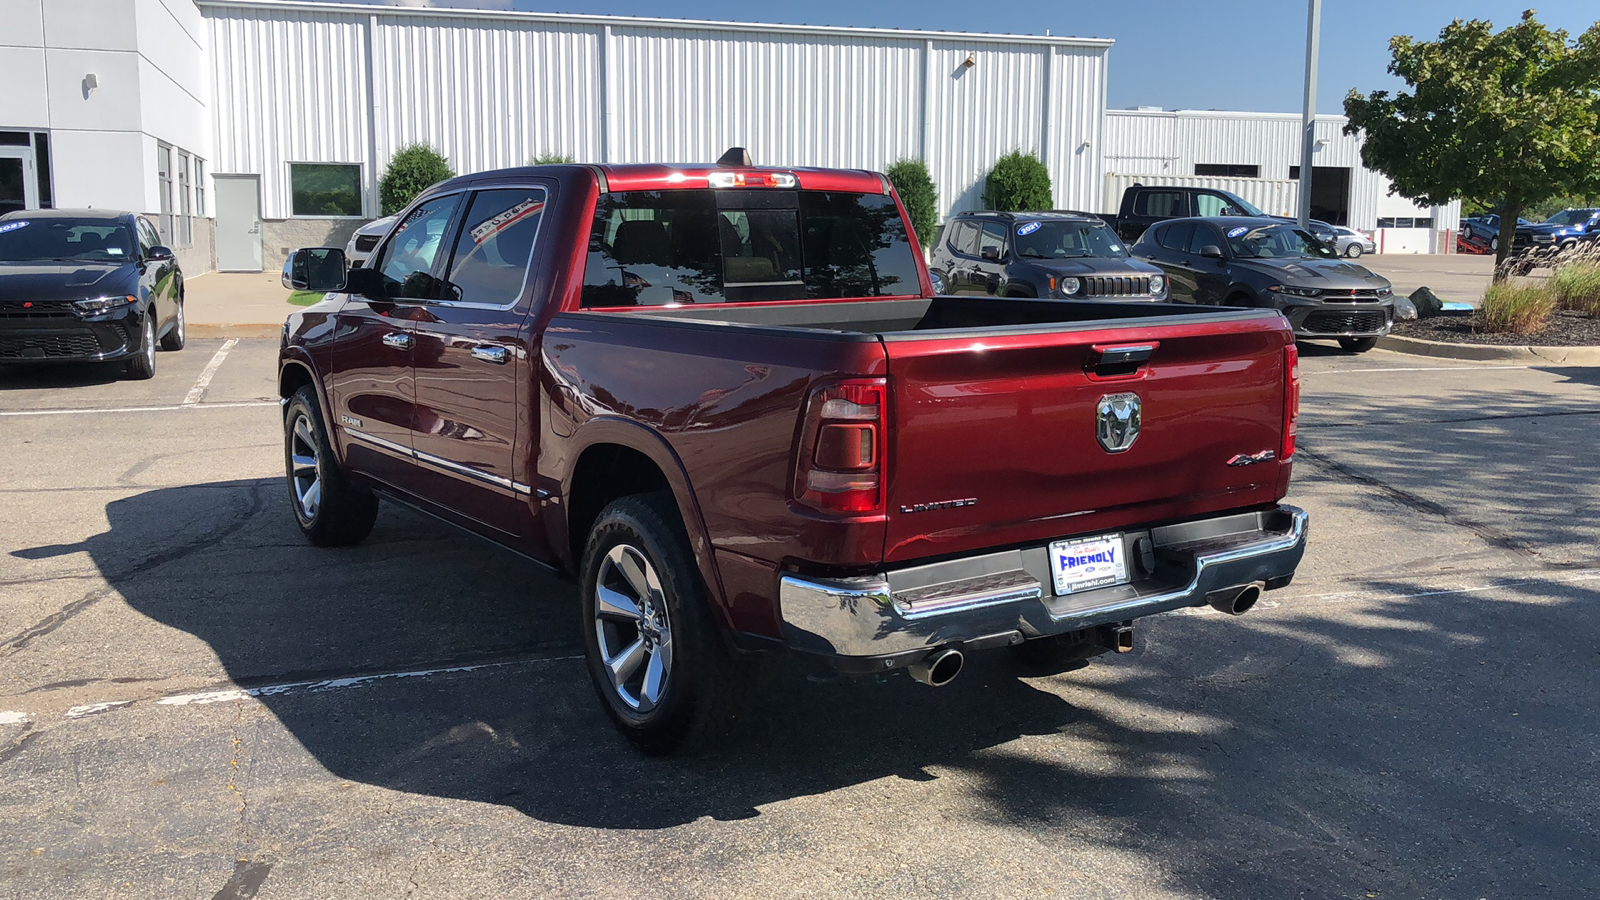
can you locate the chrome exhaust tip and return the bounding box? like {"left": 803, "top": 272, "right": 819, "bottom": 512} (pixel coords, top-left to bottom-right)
{"left": 1209, "top": 582, "right": 1265, "bottom": 616}
{"left": 908, "top": 648, "right": 965, "bottom": 687}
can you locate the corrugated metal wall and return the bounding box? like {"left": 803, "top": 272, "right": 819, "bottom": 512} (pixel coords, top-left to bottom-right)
{"left": 203, "top": 3, "right": 1109, "bottom": 221}
{"left": 1105, "top": 109, "right": 1460, "bottom": 233}
{"left": 208, "top": 7, "right": 370, "bottom": 221}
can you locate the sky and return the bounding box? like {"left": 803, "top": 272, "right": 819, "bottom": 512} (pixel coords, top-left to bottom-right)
{"left": 336, "top": 0, "right": 1600, "bottom": 115}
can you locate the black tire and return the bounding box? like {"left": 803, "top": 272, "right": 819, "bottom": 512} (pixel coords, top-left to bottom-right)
{"left": 1339, "top": 336, "right": 1379, "bottom": 353}
{"left": 159, "top": 298, "right": 185, "bottom": 351}
{"left": 1009, "top": 634, "right": 1111, "bottom": 673}
{"left": 580, "top": 493, "right": 751, "bottom": 756}
{"left": 283, "top": 385, "right": 378, "bottom": 547}
{"left": 124, "top": 313, "right": 156, "bottom": 380}
{"left": 1490, "top": 236, "right": 1499, "bottom": 252}
{"left": 1344, "top": 243, "right": 1364, "bottom": 258}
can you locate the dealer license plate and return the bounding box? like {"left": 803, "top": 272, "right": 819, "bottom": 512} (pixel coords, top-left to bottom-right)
{"left": 1049, "top": 533, "right": 1130, "bottom": 596}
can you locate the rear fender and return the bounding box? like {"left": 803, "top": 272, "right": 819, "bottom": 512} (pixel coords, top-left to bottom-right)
{"left": 556, "top": 417, "right": 731, "bottom": 628}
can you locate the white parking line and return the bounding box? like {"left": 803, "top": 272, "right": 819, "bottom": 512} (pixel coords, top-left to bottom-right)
{"left": 1308, "top": 365, "right": 1533, "bottom": 375}
{"left": 0, "top": 401, "right": 276, "bottom": 418}
{"left": 0, "top": 711, "right": 28, "bottom": 725}
{"left": 182, "top": 337, "right": 239, "bottom": 406}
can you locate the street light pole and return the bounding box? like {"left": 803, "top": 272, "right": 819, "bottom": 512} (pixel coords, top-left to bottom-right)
{"left": 1298, "top": 0, "right": 1322, "bottom": 229}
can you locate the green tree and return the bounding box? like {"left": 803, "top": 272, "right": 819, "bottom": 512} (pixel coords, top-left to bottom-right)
{"left": 529, "top": 152, "right": 575, "bottom": 165}
{"left": 379, "top": 144, "right": 455, "bottom": 216}
{"left": 885, "top": 159, "right": 938, "bottom": 245}
{"left": 982, "top": 151, "right": 1053, "bottom": 212}
{"left": 1343, "top": 11, "right": 1600, "bottom": 275}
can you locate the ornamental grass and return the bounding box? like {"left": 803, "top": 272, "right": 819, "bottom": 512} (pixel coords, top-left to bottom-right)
{"left": 1479, "top": 282, "right": 1555, "bottom": 334}
{"left": 1548, "top": 261, "right": 1600, "bottom": 316}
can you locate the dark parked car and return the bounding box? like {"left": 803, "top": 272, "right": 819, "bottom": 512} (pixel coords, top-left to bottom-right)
{"left": 928, "top": 211, "right": 1166, "bottom": 300}
{"left": 1462, "top": 214, "right": 1532, "bottom": 252}
{"left": 1100, "top": 183, "right": 1272, "bottom": 243}
{"left": 1513, "top": 208, "right": 1600, "bottom": 253}
{"left": 0, "top": 209, "right": 185, "bottom": 378}
{"left": 1132, "top": 216, "right": 1395, "bottom": 352}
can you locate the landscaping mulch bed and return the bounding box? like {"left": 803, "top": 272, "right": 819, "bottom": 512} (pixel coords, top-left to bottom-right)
{"left": 1391, "top": 309, "right": 1600, "bottom": 346}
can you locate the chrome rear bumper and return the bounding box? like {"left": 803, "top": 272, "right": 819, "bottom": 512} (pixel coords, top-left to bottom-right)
{"left": 779, "top": 505, "right": 1308, "bottom": 667}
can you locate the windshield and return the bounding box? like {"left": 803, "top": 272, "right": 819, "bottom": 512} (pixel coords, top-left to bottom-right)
{"left": 1545, "top": 209, "right": 1595, "bottom": 227}
{"left": 1221, "top": 191, "right": 1267, "bottom": 217}
{"left": 581, "top": 190, "right": 922, "bottom": 306}
{"left": 1225, "top": 223, "right": 1337, "bottom": 259}
{"left": 0, "top": 218, "right": 137, "bottom": 263}
{"left": 1013, "top": 220, "right": 1128, "bottom": 259}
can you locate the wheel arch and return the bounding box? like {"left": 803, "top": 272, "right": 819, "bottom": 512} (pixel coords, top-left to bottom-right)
{"left": 557, "top": 418, "right": 730, "bottom": 628}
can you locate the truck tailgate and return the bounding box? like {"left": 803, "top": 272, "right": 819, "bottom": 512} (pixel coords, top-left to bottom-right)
{"left": 881, "top": 314, "right": 1291, "bottom": 563}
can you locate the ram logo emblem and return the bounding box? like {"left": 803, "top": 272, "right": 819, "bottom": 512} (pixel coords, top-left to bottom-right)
{"left": 1096, "top": 392, "right": 1142, "bottom": 453}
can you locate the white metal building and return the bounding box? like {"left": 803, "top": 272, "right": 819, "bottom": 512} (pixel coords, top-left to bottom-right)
{"left": 1105, "top": 108, "right": 1461, "bottom": 253}
{"left": 1, "top": 0, "right": 1461, "bottom": 274}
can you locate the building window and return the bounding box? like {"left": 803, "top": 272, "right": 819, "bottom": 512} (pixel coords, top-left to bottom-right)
{"left": 178, "top": 151, "right": 193, "bottom": 248}
{"left": 1376, "top": 217, "right": 1435, "bottom": 229}
{"left": 1195, "top": 163, "right": 1259, "bottom": 178}
{"left": 195, "top": 159, "right": 206, "bottom": 218}
{"left": 156, "top": 143, "right": 174, "bottom": 244}
{"left": 290, "top": 164, "right": 363, "bottom": 217}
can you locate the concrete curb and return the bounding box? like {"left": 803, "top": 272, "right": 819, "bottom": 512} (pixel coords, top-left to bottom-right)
{"left": 188, "top": 323, "right": 284, "bottom": 340}
{"left": 1377, "top": 333, "right": 1600, "bottom": 365}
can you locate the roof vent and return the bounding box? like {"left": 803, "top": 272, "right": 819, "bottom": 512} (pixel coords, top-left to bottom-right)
{"left": 717, "top": 147, "right": 752, "bottom": 167}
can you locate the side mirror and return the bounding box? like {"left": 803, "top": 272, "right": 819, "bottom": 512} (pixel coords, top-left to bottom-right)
{"left": 980, "top": 245, "right": 1001, "bottom": 261}
{"left": 1200, "top": 245, "right": 1225, "bottom": 260}
{"left": 282, "top": 247, "right": 349, "bottom": 292}
{"left": 146, "top": 245, "right": 175, "bottom": 262}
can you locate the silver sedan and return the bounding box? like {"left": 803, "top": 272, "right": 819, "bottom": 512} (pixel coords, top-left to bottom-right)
{"left": 1332, "top": 226, "right": 1376, "bottom": 258}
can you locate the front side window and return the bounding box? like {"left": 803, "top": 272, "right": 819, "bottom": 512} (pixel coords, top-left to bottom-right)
{"left": 1225, "top": 224, "right": 1337, "bottom": 259}
{"left": 581, "top": 189, "right": 921, "bottom": 307}
{"left": 1014, "top": 220, "right": 1128, "bottom": 259}
{"left": 291, "top": 163, "right": 362, "bottom": 217}
{"left": 441, "top": 188, "right": 546, "bottom": 306}
{"left": 978, "top": 221, "right": 1007, "bottom": 258}
{"left": 371, "top": 193, "right": 461, "bottom": 299}
{"left": 0, "top": 218, "right": 137, "bottom": 262}
{"left": 1187, "top": 224, "right": 1223, "bottom": 254}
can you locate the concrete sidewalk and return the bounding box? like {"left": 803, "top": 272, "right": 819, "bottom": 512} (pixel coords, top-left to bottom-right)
{"left": 184, "top": 271, "right": 299, "bottom": 337}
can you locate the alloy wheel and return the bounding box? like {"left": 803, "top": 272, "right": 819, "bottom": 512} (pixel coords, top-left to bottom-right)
{"left": 288, "top": 413, "right": 322, "bottom": 521}
{"left": 593, "top": 543, "right": 674, "bottom": 712}
{"left": 143, "top": 318, "right": 156, "bottom": 368}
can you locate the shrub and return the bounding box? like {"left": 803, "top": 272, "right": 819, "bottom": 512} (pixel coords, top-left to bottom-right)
{"left": 1479, "top": 282, "right": 1555, "bottom": 334}
{"left": 1549, "top": 260, "right": 1600, "bottom": 315}
{"left": 530, "top": 152, "right": 575, "bottom": 165}
{"left": 379, "top": 144, "right": 455, "bottom": 215}
{"left": 885, "top": 159, "right": 938, "bottom": 245}
{"left": 982, "top": 151, "right": 1052, "bottom": 211}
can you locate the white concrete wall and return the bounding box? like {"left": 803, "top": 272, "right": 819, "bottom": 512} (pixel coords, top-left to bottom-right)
{"left": 0, "top": 0, "right": 210, "bottom": 258}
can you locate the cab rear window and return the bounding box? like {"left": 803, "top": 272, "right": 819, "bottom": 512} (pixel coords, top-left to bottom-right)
{"left": 581, "top": 189, "right": 921, "bottom": 307}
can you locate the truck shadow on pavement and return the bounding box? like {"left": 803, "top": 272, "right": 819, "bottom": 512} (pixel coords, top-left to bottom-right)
{"left": 60, "top": 476, "right": 1600, "bottom": 896}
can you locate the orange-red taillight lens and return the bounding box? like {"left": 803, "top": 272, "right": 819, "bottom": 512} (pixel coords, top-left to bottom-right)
{"left": 1282, "top": 343, "right": 1300, "bottom": 460}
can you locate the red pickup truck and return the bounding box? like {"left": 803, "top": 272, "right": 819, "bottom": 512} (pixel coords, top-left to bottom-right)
{"left": 279, "top": 156, "right": 1308, "bottom": 755}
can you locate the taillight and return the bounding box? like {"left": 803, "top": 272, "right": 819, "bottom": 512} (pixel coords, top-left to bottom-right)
{"left": 795, "top": 378, "right": 886, "bottom": 515}
{"left": 1282, "top": 343, "right": 1300, "bottom": 460}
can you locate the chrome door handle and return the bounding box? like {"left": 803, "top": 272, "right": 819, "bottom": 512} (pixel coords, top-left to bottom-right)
{"left": 382, "top": 332, "right": 412, "bottom": 350}
{"left": 471, "top": 345, "right": 509, "bottom": 365}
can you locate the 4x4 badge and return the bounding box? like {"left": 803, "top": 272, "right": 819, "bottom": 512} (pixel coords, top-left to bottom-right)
{"left": 1096, "top": 392, "right": 1141, "bottom": 453}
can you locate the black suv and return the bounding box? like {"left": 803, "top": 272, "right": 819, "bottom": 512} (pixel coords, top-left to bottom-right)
{"left": 1131, "top": 216, "right": 1395, "bottom": 352}
{"left": 928, "top": 211, "right": 1167, "bottom": 301}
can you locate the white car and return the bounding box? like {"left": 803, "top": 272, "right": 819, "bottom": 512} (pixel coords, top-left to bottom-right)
{"left": 1332, "top": 226, "right": 1376, "bottom": 258}
{"left": 344, "top": 214, "right": 397, "bottom": 267}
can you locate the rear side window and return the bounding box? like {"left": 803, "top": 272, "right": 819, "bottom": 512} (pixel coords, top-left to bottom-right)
{"left": 947, "top": 220, "right": 980, "bottom": 257}
{"left": 1135, "top": 190, "right": 1186, "bottom": 217}
{"left": 581, "top": 189, "right": 921, "bottom": 307}
{"left": 1158, "top": 221, "right": 1195, "bottom": 251}
{"left": 441, "top": 188, "right": 546, "bottom": 306}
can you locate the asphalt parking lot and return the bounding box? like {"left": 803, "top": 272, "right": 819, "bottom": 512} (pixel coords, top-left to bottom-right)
{"left": 1, "top": 339, "right": 1596, "bottom": 899}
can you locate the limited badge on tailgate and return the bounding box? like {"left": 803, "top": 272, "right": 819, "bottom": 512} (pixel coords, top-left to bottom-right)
{"left": 1049, "top": 533, "right": 1130, "bottom": 595}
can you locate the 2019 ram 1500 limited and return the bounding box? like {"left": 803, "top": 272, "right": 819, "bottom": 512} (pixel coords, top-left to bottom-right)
{"left": 279, "top": 157, "right": 1309, "bottom": 755}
